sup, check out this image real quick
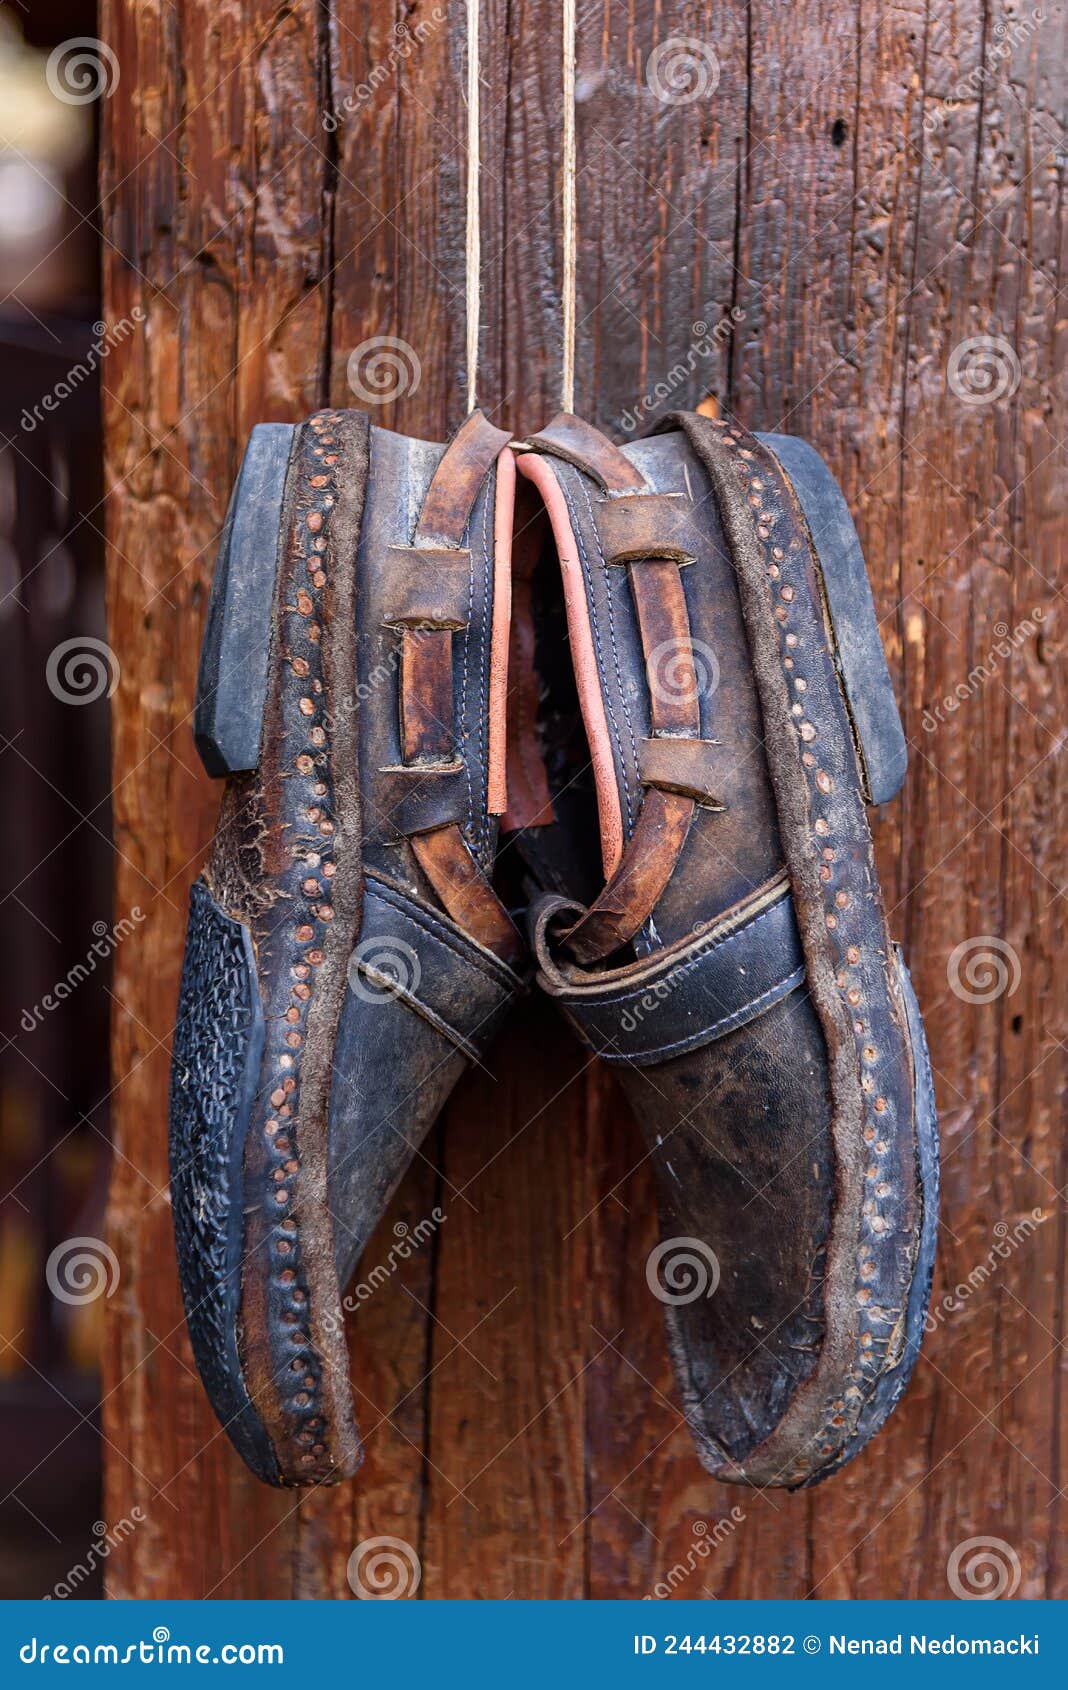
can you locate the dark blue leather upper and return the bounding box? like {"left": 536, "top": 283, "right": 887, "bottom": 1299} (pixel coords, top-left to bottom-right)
{"left": 536, "top": 879, "right": 804, "bottom": 1066}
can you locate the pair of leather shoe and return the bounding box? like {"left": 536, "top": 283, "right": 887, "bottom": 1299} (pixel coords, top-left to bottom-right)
{"left": 169, "top": 405, "right": 938, "bottom": 1491}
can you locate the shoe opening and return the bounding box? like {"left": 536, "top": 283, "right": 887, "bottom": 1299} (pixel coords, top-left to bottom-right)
{"left": 495, "top": 467, "right": 604, "bottom": 913}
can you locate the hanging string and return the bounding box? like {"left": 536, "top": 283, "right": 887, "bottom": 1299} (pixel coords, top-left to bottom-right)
{"left": 465, "top": 0, "right": 481, "bottom": 412}
{"left": 466, "top": 1, "right": 576, "bottom": 414}
{"left": 560, "top": 0, "right": 577, "bottom": 414}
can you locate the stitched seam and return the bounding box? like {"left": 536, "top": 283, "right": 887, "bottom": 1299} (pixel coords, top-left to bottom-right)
{"left": 366, "top": 882, "right": 492, "bottom": 974}
{"left": 370, "top": 894, "right": 472, "bottom": 976}
{"left": 561, "top": 893, "right": 793, "bottom": 1011}
{"left": 576, "top": 472, "right": 643, "bottom": 816}
{"left": 457, "top": 507, "right": 477, "bottom": 842}
{"left": 476, "top": 479, "right": 494, "bottom": 857}
{"left": 364, "top": 876, "right": 517, "bottom": 992}
{"left": 580, "top": 966, "right": 805, "bottom": 1061}
{"left": 362, "top": 898, "right": 505, "bottom": 1036}
{"left": 355, "top": 962, "right": 480, "bottom": 1059}
{"left": 556, "top": 470, "right": 637, "bottom": 832}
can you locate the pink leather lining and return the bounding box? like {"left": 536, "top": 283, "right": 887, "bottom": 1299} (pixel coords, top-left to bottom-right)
{"left": 487, "top": 446, "right": 515, "bottom": 816}
{"left": 516, "top": 452, "right": 624, "bottom": 879}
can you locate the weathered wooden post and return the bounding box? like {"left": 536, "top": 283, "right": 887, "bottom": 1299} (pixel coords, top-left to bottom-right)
{"left": 101, "top": 0, "right": 1063, "bottom": 1599}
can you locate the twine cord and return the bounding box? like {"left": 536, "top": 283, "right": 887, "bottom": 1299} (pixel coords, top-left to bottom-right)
{"left": 465, "top": 0, "right": 578, "bottom": 414}
{"left": 465, "top": 0, "right": 481, "bottom": 411}
{"left": 561, "top": 0, "right": 577, "bottom": 414}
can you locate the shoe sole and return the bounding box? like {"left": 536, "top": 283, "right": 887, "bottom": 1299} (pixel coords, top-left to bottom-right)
{"left": 170, "top": 409, "right": 368, "bottom": 1486}
{"left": 675, "top": 415, "right": 938, "bottom": 1486}
{"left": 757, "top": 435, "right": 937, "bottom": 1485}
{"left": 796, "top": 948, "right": 940, "bottom": 1484}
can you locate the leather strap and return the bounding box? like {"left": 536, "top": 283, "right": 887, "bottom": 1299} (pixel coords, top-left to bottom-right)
{"left": 416, "top": 410, "right": 512, "bottom": 547}
{"left": 523, "top": 412, "right": 646, "bottom": 490}
{"left": 527, "top": 415, "right": 719, "bottom": 963}
{"left": 595, "top": 489, "right": 696, "bottom": 566}
{"left": 375, "top": 762, "right": 468, "bottom": 836}
{"left": 382, "top": 545, "right": 471, "bottom": 629}
{"left": 561, "top": 788, "right": 695, "bottom": 965}
{"left": 629, "top": 556, "right": 700, "bottom": 734}
{"left": 382, "top": 410, "right": 520, "bottom": 961}
{"left": 638, "top": 737, "right": 724, "bottom": 803}
{"left": 387, "top": 411, "right": 509, "bottom": 769}
{"left": 534, "top": 876, "right": 804, "bottom": 1066}
{"left": 410, "top": 825, "right": 521, "bottom": 962}
{"left": 399, "top": 626, "right": 456, "bottom": 761}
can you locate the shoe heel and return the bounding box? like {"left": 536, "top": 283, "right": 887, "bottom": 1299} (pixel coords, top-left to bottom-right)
{"left": 194, "top": 422, "right": 296, "bottom": 777}
{"left": 757, "top": 433, "right": 907, "bottom": 805}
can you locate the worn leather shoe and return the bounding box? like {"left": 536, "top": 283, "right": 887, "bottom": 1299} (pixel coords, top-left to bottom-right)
{"left": 515, "top": 412, "right": 938, "bottom": 1488}
{"left": 169, "top": 408, "right": 524, "bottom": 1485}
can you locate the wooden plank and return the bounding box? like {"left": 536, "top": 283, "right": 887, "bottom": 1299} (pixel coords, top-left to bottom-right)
{"left": 102, "top": 0, "right": 1065, "bottom": 1598}
{"left": 100, "top": 0, "right": 333, "bottom": 1598}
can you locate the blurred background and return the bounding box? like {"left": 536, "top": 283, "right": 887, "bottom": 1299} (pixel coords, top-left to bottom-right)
{"left": 0, "top": 0, "right": 109, "bottom": 1597}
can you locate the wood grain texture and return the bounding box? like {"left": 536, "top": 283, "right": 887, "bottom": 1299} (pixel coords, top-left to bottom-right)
{"left": 102, "top": 0, "right": 1065, "bottom": 1598}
